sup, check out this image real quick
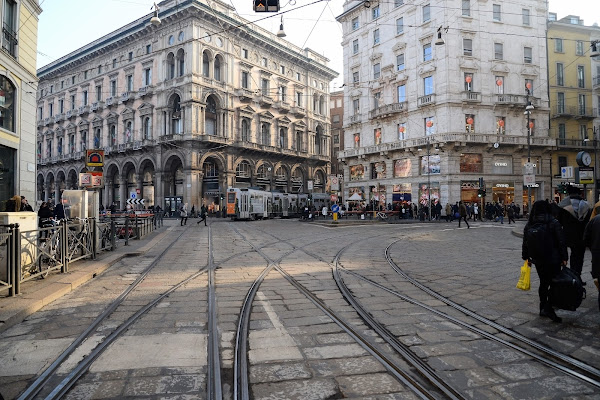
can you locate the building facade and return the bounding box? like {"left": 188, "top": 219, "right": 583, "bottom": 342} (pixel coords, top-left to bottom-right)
{"left": 329, "top": 90, "right": 344, "bottom": 177}
{"left": 36, "top": 0, "right": 337, "bottom": 214}
{"left": 0, "top": 0, "right": 42, "bottom": 210}
{"left": 336, "top": 0, "right": 552, "bottom": 212}
{"left": 547, "top": 14, "right": 600, "bottom": 202}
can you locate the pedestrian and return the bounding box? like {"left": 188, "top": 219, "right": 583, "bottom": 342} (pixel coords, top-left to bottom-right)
{"left": 54, "top": 200, "right": 65, "bottom": 220}
{"left": 507, "top": 204, "right": 516, "bottom": 224}
{"left": 473, "top": 203, "right": 480, "bottom": 221}
{"left": 20, "top": 196, "right": 34, "bottom": 211}
{"left": 191, "top": 205, "right": 196, "bottom": 218}
{"left": 584, "top": 205, "right": 600, "bottom": 311}
{"left": 197, "top": 204, "right": 208, "bottom": 226}
{"left": 554, "top": 185, "right": 592, "bottom": 283}
{"left": 522, "top": 200, "right": 568, "bottom": 322}
{"left": 4, "top": 195, "right": 21, "bottom": 212}
{"left": 38, "top": 202, "right": 53, "bottom": 238}
{"left": 322, "top": 205, "right": 328, "bottom": 219}
{"left": 495, "top": 203, "right": 504, "bottom": 224}
{"left": 180, "top": 203, "right": 188, "bottom": 225}
{"left": 109, "top": 202, "right": 117, "bottom": 214}
{"left": 445, "top": 203, "right": 452, "bottom": 222}
{"left": 458, "top": 201, "right": 470, "bottom": 228}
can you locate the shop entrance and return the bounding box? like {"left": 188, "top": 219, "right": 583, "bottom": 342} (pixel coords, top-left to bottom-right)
{"left": 164, "top": 196, "right": 183, "bottom": 217}
{"left": 492, "top": 184, "right": 514, "bottom": 204}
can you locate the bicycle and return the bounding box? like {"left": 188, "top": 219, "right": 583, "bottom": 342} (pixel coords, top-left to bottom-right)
{"left": 376, "top": 211, "right": 389, "bottom": 221}
{"left": 21, "top": 223, "right": 61, "bottom": 279}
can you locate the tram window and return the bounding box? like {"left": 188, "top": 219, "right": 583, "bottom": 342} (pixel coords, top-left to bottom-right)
{"left": 228, "top": 193, "right": 235, "bottom": 203}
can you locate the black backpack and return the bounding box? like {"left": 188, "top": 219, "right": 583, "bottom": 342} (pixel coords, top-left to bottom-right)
{"left": 550, "top": 267, "right": 586, "bottom": 311}
{"left": 525, "top": 218, "right": 553, "bottom": 264}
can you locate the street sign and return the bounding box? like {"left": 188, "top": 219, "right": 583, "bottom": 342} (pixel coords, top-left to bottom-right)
{"left": 524, "top": 162, "right": 535, "bottom": 175}
{"left": 524, "top": 174, "right": 536, "bottom": 186}
{"left": 307, "top": 180, "right": 314, "bottom": 190}
{"left": 126, "top": 198, "right": 145, "bottom": 205}
{"left": 136, "top": 188, "right": 141, "bottom": 194}
{"left": 576, "top": 167, "right": 594, "bottom": 184}
{"left": 130, "top": 192, "right": 137, "bottom": 199}
{"left": 331, "top": 204, "right": 340, "bottom": 213}
{"left": 561, "top": 166, "right": 574, "bottom": 179}
{"left": 86, "top": 150, "right": 104, "bottom": 167}
{"left": 330, "top": 194, "right": 338, "bottom": 203}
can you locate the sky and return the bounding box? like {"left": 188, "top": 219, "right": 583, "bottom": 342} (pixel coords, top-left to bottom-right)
{"left": 36, "top": 0, "right": 599, "bottom": 90}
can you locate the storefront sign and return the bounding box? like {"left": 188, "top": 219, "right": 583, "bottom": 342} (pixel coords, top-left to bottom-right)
{"left": 495, "top": 183, "right": 510, "bottom": 188}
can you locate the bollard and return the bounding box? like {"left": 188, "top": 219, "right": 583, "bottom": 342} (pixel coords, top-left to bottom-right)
{"left": 92, "top": 218, "right": 97, "bottom": 259}
{"left": 135, "top": 215, "right": 139, "bottom": 239}
{"left": 60, "top": 220, "right": 68, "bottom": 273}
{"left": 333, "top": 212, "right": 338, "bottom": 222}
{"left": 9, "top": 224, "right": 17, "bottom": 296}
{"left": 124, "top": 216, "right": 130, "bottom": 246}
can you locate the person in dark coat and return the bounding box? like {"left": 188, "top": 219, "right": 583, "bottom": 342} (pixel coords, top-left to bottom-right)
{"left": 197, "top": 204, "right": 208, "bottom": 226}
{"left": 554, "top": 185, "right": 591, "bottom": 282}
{"left": 458, "top": 201, "right": 469, "bottom": 228}
{"left": 507, "top": 204, "right": 516, "bottom": 224}
{"left": 20, "top": 196, "right": 34, "bottom": 212}
{"left": 53, "top": 202, "right": 65, "bottom": 220}
{"left": 583, "top": 204, "right": 600, "bottom": 311}
{"left": 523, "top": 200, "right": 568, "bottom": 322}
{"left": 38, "top": 202, "right": 53, "bottom": 239}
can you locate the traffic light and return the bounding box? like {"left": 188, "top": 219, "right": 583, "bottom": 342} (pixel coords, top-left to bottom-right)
{"left": 477, "top": 189, "right": 486, "bottom": 198}
{"left": 557, "top": 183, "right": 568, "bottom": 194}
{"left": 254, "top": 0, "right": 280, "bottom": 12}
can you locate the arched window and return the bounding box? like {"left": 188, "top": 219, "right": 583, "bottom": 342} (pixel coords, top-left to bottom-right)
{"left": 167, "top": 52, "right": 175, "bottom": 80}
{"left": 172, "top": 95, "right": 182, "bottom": 135}
{"left": 313, "top": 94, "right": 318, "bottom": 113}
{"left": 110, "top": 124, "right": 117, "bottom": 145}
{"left": 241, "top": 118, "right": 250, "bottom": 141}
{"left": 261, "top": 123, "right": 270, "bottom": 146}
{"left": 202, "top": 52, "right": 210, "bottom": 77}
{"left": 176, "top": 49, "right": 185, "bottom": 76}
{"left": 315, "top": 126, "right": 323, "bottom": 155}
{"left": 214, "top": 57, "right": 221, "bottom": 81}
{"left": 94, "top": 128, "right": 101, "bottom": 147}
{"left": 143, "top": 117, "right": 152, "bottom": 139}
{"left": 0, "top": 76, "right": 15, "bottom": 132}
{"left": 236, "top": 161, "right": 251, "bottom": 178}
{"left": 57, "top": 137, "right": 63, "bottom": 155}
{"left": 69, "top": 134, "right": 75, "bottom": 153}
{"left": 319, "top": 95, "right": 325, "bottom": 115}
{"left": 205, "top": 96, "right": 217, "bottom": 136}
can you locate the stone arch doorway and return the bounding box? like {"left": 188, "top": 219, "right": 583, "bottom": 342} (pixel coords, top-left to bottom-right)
{"left": 122, "top": 162, "right": 137, "bottom": 209}
{"left": 235, "top": 160, "right": 252, "bottom": 188}
{"left": 67, "top": 169, "right": 78, "bottom": 190}
{"left": 274, "top": 165, "right": 288, "bottom": 192}
{"left": 105, "top": 164, "right": 120, "bottom": 210}
{"left": 163, "top": 154, "right": 184, "bottom": 216}
{"left": 140, "top": 159, "right": 156, "bottom": 208}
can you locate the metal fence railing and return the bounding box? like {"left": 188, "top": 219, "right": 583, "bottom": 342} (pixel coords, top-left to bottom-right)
{"left": 0, "top": 213, "right": 162, "bottom": 297}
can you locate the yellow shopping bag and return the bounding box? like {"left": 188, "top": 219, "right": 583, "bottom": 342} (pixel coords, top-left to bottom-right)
{"left": 516, "top": 260, "right": 531, "bottom": 291}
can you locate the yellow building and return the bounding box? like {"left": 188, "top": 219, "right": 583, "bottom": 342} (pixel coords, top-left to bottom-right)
{"left": 0, "top": 0, "right": 42, "bottom": 209}
{"left": 548, "top": 14, "right": 600, "bottom": 201}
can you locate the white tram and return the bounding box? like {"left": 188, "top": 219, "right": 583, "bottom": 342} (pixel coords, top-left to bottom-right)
{"left": 226, "top": 188, "right": 271, "bottom": 220}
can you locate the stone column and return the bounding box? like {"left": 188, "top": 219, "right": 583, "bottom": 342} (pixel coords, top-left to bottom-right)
{"left": 104, "top": 179, "right": 112, "bottom": 207}
{"left": 119, "top": 175, "right": 127, "bottom": 211}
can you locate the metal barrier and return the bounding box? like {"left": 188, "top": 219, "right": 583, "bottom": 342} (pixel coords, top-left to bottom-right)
{"left": 0, "top": 214, "right": 160, "bottom": 297}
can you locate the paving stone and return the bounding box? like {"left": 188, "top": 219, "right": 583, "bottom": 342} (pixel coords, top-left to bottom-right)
{"left": 249, "top": 362, "right": 312, "bottom": 383}
{"left": 251, "top": 377, "right": 339, "bottom": 400}
{"left": 309, "top": 356, "right": 386, "bottom": 376}
{"left": 336, "top": 373, "right": 406, "bottom": 397}
{"left": 303, "top": 343, "right": 368, "bottom": 359}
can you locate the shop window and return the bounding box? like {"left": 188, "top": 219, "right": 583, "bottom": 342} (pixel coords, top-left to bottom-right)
{"left": 0, "top": 76, "right": 16, "bottom": 132}
{"left": 460, "top": 153, "right": 482, "bottom": 173}
{"left": 465, "top": 114, "right": 475, "bottom": 132}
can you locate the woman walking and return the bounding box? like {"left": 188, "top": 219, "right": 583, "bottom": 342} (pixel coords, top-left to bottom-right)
{"left": 522, "top": 200, "right": 568, "bottom": 322}
{"left": 180, "top": 203, "right": 188, "bottom": 226}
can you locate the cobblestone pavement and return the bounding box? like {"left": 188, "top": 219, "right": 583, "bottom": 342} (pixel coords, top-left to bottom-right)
{"left": 0, "top": 218, "right": 598, "bottom": 399}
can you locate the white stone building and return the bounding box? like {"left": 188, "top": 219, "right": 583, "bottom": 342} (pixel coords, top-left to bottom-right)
{"left": 36, "top": 0, "right": 337, "bottom": 214}
{"left": 336, "top": 0, "right": 551, "bottom": 213}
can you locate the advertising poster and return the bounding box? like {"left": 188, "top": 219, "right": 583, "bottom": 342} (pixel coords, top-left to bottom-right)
{"left": 350, "top": 164, "right": 365, "bottom": 181}
{"left": 418, "top": 182, "right": 440, "bottom": 207}
{"left": 420, "top": 155, "right": 441, "bottom": 175}
{"left": 394, "top": 159, "right": 411, "bottom": 177}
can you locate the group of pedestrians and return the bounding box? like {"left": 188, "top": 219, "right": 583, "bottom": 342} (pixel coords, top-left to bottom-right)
{"left": 522, "top": 185, "right": 600, "bottom": 322}
{"left": 179, "top": 203, "right": 207, "bottom": 226}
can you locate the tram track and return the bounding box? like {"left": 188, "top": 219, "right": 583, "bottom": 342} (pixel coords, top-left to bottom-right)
{"left": 17, "top": 225, "right": 211, "bottom": 400}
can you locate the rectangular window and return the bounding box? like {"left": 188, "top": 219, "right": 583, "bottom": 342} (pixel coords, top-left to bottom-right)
{"left": 398, "top": 123, "right": 406, "bottom": 140}
{"left": 38, "top": 106, "right": 43, "bottom": 120}
{"left": 558, "top": 124, "right": 566, "bottom": 145}
{"left": 96, "top": 85, "right": 102, "bottom": 101}
{"left": 522, "top": 9, "right": 530, "bottom": 25}
{"left": 460, "top": 154, "right": 483, "bottom": 173}
{"left": 579, "top": 94, "right": 586, "bottom": 115}
{"left": 50, "top": 85, "right": 54, "bottom": 94}
{"left": 144, "top": 68, "right": 152, "bottom": 86}
{"left": 395, "top": 0, "right": 404, "bottom": 6}
{"left": 59, "top": 99, "right": 64, "bottom": 113}
{"left": 423, "top": 4, "right": 430, "bottom": 22}
{"left": 113, "top": 59, "right": 117, "bottom": 68}
{"left": 496, "top": 116, "right": 506, "bottom": 134}
{"left": 70, "top": 94, "right": 76, "bottom": 110}
{"left": 555, "top": 38, "right": 563, "bottom": 52}
{"left": 373, "top": 92, "right": 381, "bottom": 109}
{"left": 279, "top": 86, "right": 287, "bottom": 102}
{"left": 557, "top": 92, "right": 565, "bottom": 113}
{"left": 396, "top": 17, "right": 404, "bottom": 34}
{"left": 353, "top": 98, "right": 360, "bottom": 115}
{"left": 397, "top": 84, "right": 406, "bottom": 102}
{"left": 374, "top": 128, "right": 382, "bottom": 144}
{"left": 110, "top": 80, "right": 117, "bottom": 96}
{"left": 49, "top": 103, "right": 53, "bottom": 117}
{"left": 576, "top": 41, "right": 584, "bottom": 56}
{"left": 524, "top": 47, "right": 532, "bottom": 64}
{"left": 373, "top": 29, "right": 380, "bottom": 45}
{"left": 296, "top": 91, "right": 302, "bottom": 107}
{"left": 464, "top": 73, "right": 473, "bottom": 91}
{"left": 71, "top": 76, "right": 75, "bottom": 84}
{"left": 525, "top": 79, "right": 534, "bottom": 95}
{"left": 580, "top": 124, "right": 587, "bottom": 141}
{"left": 242, "top": 48, "right": 248, "bottom": 59}
{"left": 97, "top": 65, "right": 102, "bottom": 74}
{"left": 3, "top": 0, "right": 17, "bottom": 56}
{"left": 424, "top": 76, "right": 434, "bottom": 95}
{"left": 280, "top": 65, "right": 285, "bottom": 75}
{"left": 558, "top": 155, "right": 567, "bottom": 168}
{"left": 493, "top": 4, "right": 501, "bottom": 21}
{"left": 372, "top": 5, "right": 380, "bottom": 19}
{"left": 82, "top": 90, "right": 88, "bottom": 106}
{"left": 463, "top": 38, "right": 472, "bottom": 56}
{"left": 128, "top": 52, "right": 133, "bottom": 61}
{"left": 396, "top": 53, "right": 405, "bottom": 71}
{"left": 126, "top": 75, "right": 133, "bottom": 91}
{"left": 262, "top": 57, "right": 267, "bottom": 67}
{"left": 353, "top": 71, "right": 359, "bottom": 84}
{"left": 146, "top": 44, "right": 151, "bottom": 54}
{"left": 465, "top": 114, "right": 475, "bottom": 132}
{"left": 353, "top": 39, "right": 359, "bottom": 54}
{"left": 578, "top": 65, "right": 585, "bottom": 88}
{"left": 556, "top": 63, "right": 564, "bottom": 86}
{"left": 352, "top": 17, "right": 359, "bottom": 30}
{"left": 373, "top": 63, "right": 381, "bottom": 79}
{"left": 241, "top": 71, "right": 249, "bottom": 89}
{"left": 462, "top": 0, "right": 470, "bottom": 16}
{"left": 84, "top": 71, "right": 88, "bottom": 79}
{"left": 423, "top": 43, "right": 432, "bottom": 61}
{"left": 61, "top": 81, "right": 64, "bottom": 89}
{"left": 261, "top": 78, "right": 269, "bottom": 96}
{"left": 494, "top": 42, "right": 503, "bottom": 60}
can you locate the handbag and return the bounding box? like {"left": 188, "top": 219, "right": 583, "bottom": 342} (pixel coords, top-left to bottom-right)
{"left": 516, "top": 260, "right": 531, "bottom": 291}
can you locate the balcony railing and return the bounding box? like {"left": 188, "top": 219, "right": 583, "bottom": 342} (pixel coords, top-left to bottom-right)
{"left": 494, "top": 94, "right": 520, "bottom": 105}
{"left": 120, "top": 92, "right": 132, "bottom": 103}
{"left": 66, "top": 110, "right": 74, "bottom": 119}
{"left": 90, "top": 101, "right": 103, "bottom": 112}
{"left": 258, "top": 95, "right": 273, "bottom": 107}
{"left": 53, "top": 114, "right": 64, "bottom": 123}
{"left": 369, "top": 102, "right": 407, "bottom": 119}
{"left": 418, "top": 93, "right": 435, "bottom": 107}
{"left": 43, "top": 117, "right": 51, "bottom": 126}
{"left": 461, "top": 91, "right": 481, "bottom": 102}
{"left": 2, "top": 23, "right": 17, "bottom": 58}
{"left": 105, "top": 97, "right": 115, "bottom": 106}
{"left": 273, "top": 101, "right": 290, "bottom": 112}
{"left": 290, "top": 105, "right": 306, "bottom": 118}
{"left": 594, "top": 76, "right": 600, "bottom": 88}
{"left": 78, "top": 105, "right": 89, "bottom": 115}
{"left": 138, "top": 86, "right": 153, "bottom": 97}
{"left": 349, "top": 114, "right": 361, "bottom": 124}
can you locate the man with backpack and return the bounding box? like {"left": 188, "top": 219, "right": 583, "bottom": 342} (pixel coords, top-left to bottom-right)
{"left": 523, "top": 200, "right": 568, "bottom": 322}
{"left": 554, "top": 185, "right": 591, "bottom": 284}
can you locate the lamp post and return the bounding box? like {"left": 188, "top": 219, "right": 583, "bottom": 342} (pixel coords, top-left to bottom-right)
{"left": 418, "top": 136, "right": 435, "bottom": 221}
{"left": 524, "top": 86, "right": 534, "bottom": 216}
{"left": 585, "top": 126, "right": 599, "bottom": 203}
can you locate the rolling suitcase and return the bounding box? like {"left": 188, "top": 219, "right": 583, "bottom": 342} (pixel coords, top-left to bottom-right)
{"left": 550, "top": 267, "right": 586, "bottom": 311}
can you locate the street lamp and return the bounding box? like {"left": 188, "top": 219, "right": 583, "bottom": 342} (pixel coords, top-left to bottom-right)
{"left": 584, "top": 126, "right": 599, "bottom": 202}
{"left": 524, "top": 85, "right": 534, "bottom": 216}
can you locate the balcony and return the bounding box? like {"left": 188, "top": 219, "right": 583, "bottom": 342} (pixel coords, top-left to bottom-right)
{"left": 574, "top": 107, "right": 597, "bottom": 119}
{"left": 494, "top": 94, "right": 522, "bottom": 106}
{"left": 71, "top": 151, "right": 84, "bottom": 160}
{"left": 137, "top": 86, "right": 154, "bottom": 98}
{"left": 290, "top": 105, "right": 306, "bottom": 118}
{"left": 349, "top": 114, "right": 361, "bottom": 124}
{"left": 37, "top": 119, "right": 44, "bottom": 128}
{"left": 90, "top": 101, "right": 104, "bottom": 112}
{"left": 53, "top": 114, "right": 64, "bottom": 123}
{"left": 2, "top": 24, "right": 17, "bottom": 58}
{"left": 369, "top": 102, "right": 407, "bottom": 119}
{"left": 65, "top": 110, "right": 75, "bottom": 119}
{"left": 461, "top": 91, "right": 481, "bottom": 102}
{"left": 120, "top": 92, "right": 133, "bottom": 103}
{"left": 552, "top": 105, "right": 573, "bottom": 118}
{"left": 105, "top": 97, "right": 115, "bottom": 106}
{"left": 258, "top": 95, "right": 273, "bottom": 108}
{"left": 418, "top": 93, "right": 436, "bottom": 107}
{"left": 78, "top": 105, "right": 89, "bottom": 116}
{"left": 43, "top": 117, "right": 51, "bottom": 126}
{"left": 234, "top": 88, "right": 256, "bottom": 103}
{"left": 594, "top": 76, "right": 600, "bottom": 89}
{"left": 273, "top": 100, "right": 290, "bottom": 113}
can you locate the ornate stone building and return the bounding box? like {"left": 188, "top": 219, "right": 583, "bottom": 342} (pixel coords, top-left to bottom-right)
{"left": 35, "top": 0, "right": 337, "bottom": 213}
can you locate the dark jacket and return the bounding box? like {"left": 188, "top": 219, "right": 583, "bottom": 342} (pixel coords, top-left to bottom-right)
{"left": 583, "top": 215, "right": 600, "bottom": 251}
{"left": 459, "top": 203, "right": 467, "bottom": 217}
{"left": 554, "top": 195, "right": 591, "bottom": 246}
{"left": 522, "top": 214, "right": 568, "bottom": 266}
{"left": 53, "top": 203, "right": 65, "bottom": 220}
{"left": 38, "top": 205, "right": 53, "bottom": 220}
